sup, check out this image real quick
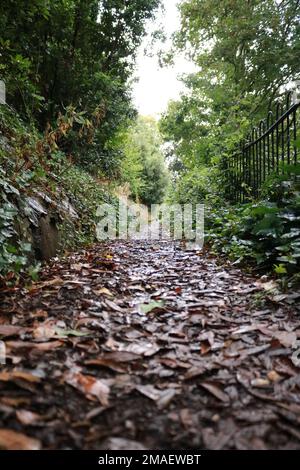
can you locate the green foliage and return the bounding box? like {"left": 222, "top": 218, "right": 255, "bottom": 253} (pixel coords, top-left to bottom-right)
{"left": 0, "top": 0, "right": 161, "bottom": 175}
{"left": 167, "top": 166, "right": 216, "bottom": 205}
{"left": 0, "top": 164, "right": 37, "bottom": 283}
{"left": 159, "top": 0, "right": 300, "bottom": 288}
{"left": 160, "top": 0, "right": 300, "bottom": 195}
{"left": 121, "top": 116, "right": 170, "bottom": 205}
{"left": 206, "top": 174, "right": 300, "bottom": 282}
{"left": 177, "top": 0, "right": 300, "bottom": 95}
{"left": 59, "top": 165, "right": 118, "bottom": 249}
{"left": 0, "top": 104, "right": 117, "bottom": 282}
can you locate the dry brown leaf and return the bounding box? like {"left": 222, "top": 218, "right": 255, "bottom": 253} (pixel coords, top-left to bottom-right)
{"left": 159, "top": 358, "right": 190, "bottom": 369}
{"left": 0, "top": 370, "right": 41, "bottom": 383}
{"left": 122, "top": 342, "right": 160, "bottom": 357}
{"left": 33, "top": 324, "right": 57, "bottom": 340}
{"left": 0, "top": 429, "right": 41, "bottom": 450}
{"left": 85, "top": 358, "right": 127, "bottom": 373}
{"left": 0, "top": 325, "right": 29, "bottom": 338}
{"left": 184, "top": 366, "right": 206, "bottom": 380}
{"left": 100, "top": 351, "right": 140, "bottom": 363}
{"left": 93, "top": 287, "right": 113, "bottom": 297}
{"left": 6, "top": 340, "right": 63, "bottom": 351}
{"left": 251, "top": 378, "right": 270, "bottom": 388}
{"left": 0, "top": 397, "right": 31, "bottom": 407}
{"left": 33, "top": 277, "right": 63, "bottom": 290}
{"left": 16, "top": 410, "right": 42, "bottom": 425}
{"left": 65, "top": 372, "right": 109, "bottom": 406}
{"left": 104, "top": 299, "right": 124, "bottom": 312}
{"left": 267, "top": 370, "right": 282, "bottom": 383}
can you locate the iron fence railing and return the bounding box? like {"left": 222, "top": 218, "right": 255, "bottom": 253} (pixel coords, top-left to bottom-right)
{"left": 226, "top": 91, "right": 300, "bottom": 203}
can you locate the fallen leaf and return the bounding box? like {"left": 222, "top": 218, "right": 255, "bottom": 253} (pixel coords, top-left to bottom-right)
{"left": 65, "top": 372, "right": 109, "bottom": 406}
{"left": 99, "top": 437, "right": 147, "bottom": 450}
{"left": 267, "top": 370, "right": 282, "bottom": 383}
{"left": 135, "top": 384, "right": 176, "bottom": 409}
{"left": 6, "top": 340, "right": 63, "bottom": 351}
{"left": 259, "top": 280, "right": 278, "bottom": 292}
{"left": 34, "top": 277, "right": 63, "bottom": 290}
{"left": 259, "top": 327, "right": 297, "bottom": 348}
{"left": 251, "top": 378, "right": 270, "bottom": 388}
{"left": 54, "top": 327, "right": 88, "bottom": 338}
{"left": 184, "top": 366, "right": 206, "bottom": 380}
{"left": 138, "top": 300, "right": 165, "bottom": 314}
{"left": 85, "top": 358, "right": 127, "bottom": 373}
{"left": 159, "top": 358, "right": 190, "bottom": 369}
{"left": 16, "top": 410, "right": 42, "bottom": 425}
{"left": 0, "top": 370, "right": 41, "bottom": 383}
{"left": 33, "top": 324, "right": 57, "bottom": 340}
{"left": 93, "top": 287, "right": 113, "bottom": 297}
{"left": 0, "top": 397, "right": 31, "bottom": 407}
{"left": 0, "top": 429, "right": 41, "bottom": 450}
{"left": 0, "top": 325, "right": 29, "bottom": 338}
{"left": 200, "top": 381, "right": 229, "bottom": 403}
{"left": 200, "top": 339, "right": 211, "bottom": 355}
{"left": 104, "top": 299, "right": 124, "bottom": 312}
{"left": 100, "top": 351, "right": 140, "bottom": 363}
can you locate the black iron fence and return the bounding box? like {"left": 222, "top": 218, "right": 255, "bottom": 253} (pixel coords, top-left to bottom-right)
{"left": 226, "top": 90, "right": 300, "bottom": 203}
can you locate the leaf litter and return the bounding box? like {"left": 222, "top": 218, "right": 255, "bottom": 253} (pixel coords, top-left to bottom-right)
{"left": 0, "top": 240, "right": 300, "bottom": 449}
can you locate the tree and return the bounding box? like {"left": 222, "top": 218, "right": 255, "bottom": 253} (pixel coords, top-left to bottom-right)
{"left": 0, "top": 0, "right": 161, "bottom": 174}
{"left": 121, "top": 116, "right": 170, "bottom": 205}
{"left": 177, "top": 0, "right": 300, "bottom": 109}
{"left": 160, "top": 0, "right": 300, "bottom": 184}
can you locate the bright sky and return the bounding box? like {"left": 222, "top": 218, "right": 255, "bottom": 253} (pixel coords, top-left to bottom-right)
{"left": 132, "top": 0, "right": 196, "bottom": 118}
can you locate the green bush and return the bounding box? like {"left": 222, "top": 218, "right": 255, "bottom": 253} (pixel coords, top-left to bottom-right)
{"left": 120, "top": 116, "right": 170, "bottom": 205}
{"left": 59, "top": 165, "right": 118, "bottom": 249}
{"left": 206, "top": 168, "right": 300, "bottom": 283}
{"left": 168, "top": 166, "right": 217, "bottom": 205}
{"left": 0, "top": 105, "right": 118, "bottom": 283}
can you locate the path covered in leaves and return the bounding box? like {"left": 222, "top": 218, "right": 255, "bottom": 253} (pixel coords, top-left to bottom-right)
{"left": 0, "top": 241, "right": 300, "bottom": 450}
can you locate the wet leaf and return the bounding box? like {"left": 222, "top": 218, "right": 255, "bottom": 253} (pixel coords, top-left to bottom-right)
{"left": 85, "top": 358, "right": 127, "bottom": 373}
{"left": 259, "top": 327, "right": 297, "bottom": 348}
{"left": 139, "top": 300, "right": 165, "bottom": 314}
{"left": 135, "top": 384, "right": 177, "bottom": 409}
{"left": 93, "top": 287, "right": 113, "bottom": 297}
{"left": 200, "top": 381, "right": 229, "bottom": 403}
{"left": 0, "top": 325, "right": 29, "bottom": 338}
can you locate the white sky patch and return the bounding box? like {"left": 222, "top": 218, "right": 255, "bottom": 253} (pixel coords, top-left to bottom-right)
{"left": 132, "top": 0, "right": 196, "bottom": 118}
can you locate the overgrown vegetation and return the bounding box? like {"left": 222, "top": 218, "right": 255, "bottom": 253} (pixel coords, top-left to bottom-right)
{"left": 0, "top": 0, "right": 161, "bottom": 172}
{"left": 160, "top": 0, "right": 300, "bottom": 285}
{"left": 1, "top": 0, "right": 300, "bottom": 287}
{"left": 0, "top": 1, "right": 170, "bottom": 283}
{"left": 206, "top": 168, "right": 300, "bottom": 281}
{"left": 121, "top": 116, "right": 169, "bottom": 205}
{"left": 0, "top": 104, "right": 119, "bottom": 284}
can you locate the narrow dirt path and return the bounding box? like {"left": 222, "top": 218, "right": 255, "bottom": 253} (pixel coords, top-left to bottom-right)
{"left": 0, "top": 241, "right": 300, "bottom": 450}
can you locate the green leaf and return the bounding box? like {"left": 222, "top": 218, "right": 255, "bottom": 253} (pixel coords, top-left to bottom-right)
{"left": 138, "top": 300, "right": 165, "bottom": 314}
{"left": 274, "top": 264, "right": 287, "bottom": 275}
{"left": 54, "top": 328, "right": 89, "bottom": 338}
